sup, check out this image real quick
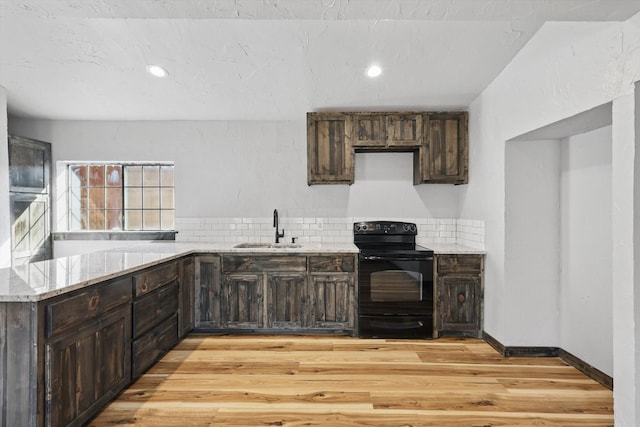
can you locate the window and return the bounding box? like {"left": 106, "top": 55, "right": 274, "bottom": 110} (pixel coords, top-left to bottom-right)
{"left": 68, "top": 163, "right": 174, "bottom": 231}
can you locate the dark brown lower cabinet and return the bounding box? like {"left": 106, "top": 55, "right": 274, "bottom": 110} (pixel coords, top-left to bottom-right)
{"left": 131, "top": 278, "right": 180, "bottom": 379}
{"left": 221, "top": 273, "right": 264, "bottom": 329}
{"left": 195, "top": 254, "right": 357, "bottom": 334}
{"left": 194, "top": 254, "right": 222, "bottom": 329}
{"left": 0, "top": 257, "right": 194, "bottom": 427}
{"left": 45, "top": 305, "right": 131, "bottom": 427}
{"left": 309, "top": 274, "right": 355, "bottom": 330}
{"left": 266, "top": 273, "right": 307, "bottom": 329}
{"left": 434, "top": 254, "right": 484, "bottom": 338}
{"left": 179, "top": 256, "right": 195, "bottom": 337}
{"left": 132, "top": 313, "right": 178, "bottom": 378}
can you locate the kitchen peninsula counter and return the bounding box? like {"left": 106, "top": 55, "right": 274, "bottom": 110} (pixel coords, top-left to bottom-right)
{"left": 0, "top": 242, "right": 359, "bottom": 302}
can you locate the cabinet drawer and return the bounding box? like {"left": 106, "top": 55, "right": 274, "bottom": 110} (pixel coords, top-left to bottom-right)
{"left": 133, "top": 282, "right": 179, "bottom": 338}
{"left": 46, "top": 276, "right": 132, "bottom": 338}
{"left": 132, "top": 313, "right": 178, "bottom": 378}
{"left": 309, "top": 255, "right": 355, "bottom": 273}
{"left": 436, "top": 254, "right": 483, "bottom": 274}
{"left": 133, "top": 261, "right": 179, "bottom": 297}
{"left": 223, "top": 255, "right": 306, "bottom": 273}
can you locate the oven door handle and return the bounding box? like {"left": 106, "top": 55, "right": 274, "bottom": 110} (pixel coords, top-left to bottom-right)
{"left": 361, "top": 255, "right": 434, "bottom": 262}
{"left": 369, "top": 320, "right": 425, "bottom": 330}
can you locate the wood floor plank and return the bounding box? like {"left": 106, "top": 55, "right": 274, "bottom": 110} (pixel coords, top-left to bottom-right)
{"left": 89, "top": 336, "right": 613, "bottom": 426}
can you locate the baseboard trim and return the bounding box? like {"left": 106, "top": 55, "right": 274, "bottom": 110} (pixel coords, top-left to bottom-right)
{"left": 559, "top": 349, "right": 613, "bottom": 390}
{"left": 482, "top": 331, "right": 613, "bottom": 390}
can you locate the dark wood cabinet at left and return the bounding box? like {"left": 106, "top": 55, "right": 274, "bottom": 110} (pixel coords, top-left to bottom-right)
{"left": 0, "top": 257, "right": 194, "bottom": 427}
{"left": 44, "top": 276, "right": 132, "bottom": 427}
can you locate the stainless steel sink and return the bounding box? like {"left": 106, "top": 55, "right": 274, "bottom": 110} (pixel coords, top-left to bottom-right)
{"left": 233, "top": 243, "right": 303, "bottom": 249}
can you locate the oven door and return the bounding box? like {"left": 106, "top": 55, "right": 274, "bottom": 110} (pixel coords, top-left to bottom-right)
{"left": 358, "top": 254, "right": 434, "bottom": 338}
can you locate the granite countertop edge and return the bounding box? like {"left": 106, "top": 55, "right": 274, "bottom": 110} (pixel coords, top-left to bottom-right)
{"left": 0, "top": 242, "right": 485, "bottom": 302}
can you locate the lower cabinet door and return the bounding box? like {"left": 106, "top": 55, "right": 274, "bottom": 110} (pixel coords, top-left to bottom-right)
{"left": 221, "top": 273, "right": 264, "bottom": 329}
{"left": 133, "top": 282, "right": 179, "bottom": 339}
{"left": 132, "top": 313, "right": 179, "bottom": 379}
{"left": 45, "top": 305, "right": 131, "bottom": 427}
{"left": 436, "top": 275, "right": 481, "bottom": 332}
{"left": 309, "top": 274, "right": 355, "bottom": 330}
{"left": 266, "top": 273, "right": 307, "bottom": 329}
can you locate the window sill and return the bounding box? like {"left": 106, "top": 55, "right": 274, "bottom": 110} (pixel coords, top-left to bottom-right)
{"left": 52, "top": 231, "right": 176, "bottom": 241}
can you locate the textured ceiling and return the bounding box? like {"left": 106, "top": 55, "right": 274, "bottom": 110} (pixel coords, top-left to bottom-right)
{"left": 1, "top": 0, "right": 640, "bottom": 121}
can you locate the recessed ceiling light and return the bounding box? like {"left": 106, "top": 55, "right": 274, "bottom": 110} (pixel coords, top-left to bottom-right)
{"left": 366, "top": 65, "right": 382, "bottom": 78}
{"left": 146, "top": 64, "right": 168, "bottom": 78}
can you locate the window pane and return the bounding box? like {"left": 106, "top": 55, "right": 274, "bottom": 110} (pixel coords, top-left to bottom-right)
{"left": 143, "top": 166, "right": 160, "bottom": 186}
{"left": 106, "top": 165, "right": 122, "bottom": 187}
{"left": 125, "top": 166, "right": 143, "bottom": 186}
{"left": 69, "top": 162, "right": 174, "bottom": 232}
{"left": 88, "top": 210, "right": 105, "bottom": 230}
{"left": 143, "top": 188, "right": 160, "bottom": 209}
{"left": 161, "top": 210, "right": 175, "bottom": 230}
{"left": 69, "top": 208, "right": 87, "bottom": 231}
{"left": 161, "top": 166, "right": 174, "bottom": 187}
{"left": 69, "top": 188, "right": 83, "bottom": 215}
{"left": 89, "top": 187, "right": 105, "bottom": 209}
{"left": 70, "top": 165, "right": 87, "bottom": 187}
{"left": 125, "top": 210, "right": 142, "bottom": 230}
{"left": 143, "top": 210, "right": 160, "bottom": 230}
{"left": 125, "top": 188, "right": 142, "bottom": 209}
{"left": 106, "top": 188, "right": 122, "bottom": 210}
{"left": 106, "top": 210, "right": 122, "bottom": 230}
{"left": 89, "top": 165, "right": 105, "bottom": 187}
{"left": 160, "top": 188, "right": 174, "bottom": 209}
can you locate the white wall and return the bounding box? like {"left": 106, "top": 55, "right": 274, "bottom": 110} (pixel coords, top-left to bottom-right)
{"left": 463, "top": 17, "right": 640, "bottom": 425}
{"left": 8, "top": 119, "right": 458, "bottom": 221}
{"left": 7, "top": 119, "right": 460, "bottom": 256}
{"left": 0, "top": 87, "right": 9, "bottom": 268}
{"left": 611, "top": 90, "right": 640, "bottom": 427}
{"left": 560, "top": 126, "right": 613, "bottom": 376}
{"left": 505, "top": 139, "right": 561, "bottom": 346}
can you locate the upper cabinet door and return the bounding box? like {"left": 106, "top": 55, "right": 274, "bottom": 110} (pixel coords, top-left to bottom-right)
{"left": 421, "top": 112, "right": 468, "bottom": 184}
{"left": 9, "top": 135, "right": 51, "bottom": 193}
{"left": 386, "top": 114, "right": 423, "bottom": 147}
{"left": 351, "top": 114, "right": 386, "bottom": 147}
{"left": 307, "top": 113, "right": 354, "bottom": 185}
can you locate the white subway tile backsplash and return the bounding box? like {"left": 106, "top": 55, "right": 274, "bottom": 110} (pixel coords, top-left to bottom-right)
{"left": 175, "top": 216, "right": 485, "bottom": 249}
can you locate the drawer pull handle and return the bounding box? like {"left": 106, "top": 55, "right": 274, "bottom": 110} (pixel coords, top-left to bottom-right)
{"left": 88, "top": 295, "right": 100, "bottom": 310}
{"left": 141, "top": 283, "right": 149, "bottom": 292}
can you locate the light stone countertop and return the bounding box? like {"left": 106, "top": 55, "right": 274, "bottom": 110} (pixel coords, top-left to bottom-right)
{"left": 0, "top": 242, "right": 359, "bottom": 302}
{"left": 426, "top": 243, "right": 486, "bottom": 255}
{"left": 0, "top": 241, "right": 484, "bottom": 302}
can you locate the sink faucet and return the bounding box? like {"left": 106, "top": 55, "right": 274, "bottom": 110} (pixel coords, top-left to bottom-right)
{"left": 273, "top": 209, "right": 285, "bottom": 243}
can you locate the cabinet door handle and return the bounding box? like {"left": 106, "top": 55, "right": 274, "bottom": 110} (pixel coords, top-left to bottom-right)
{"left": 457, "top": 293, "right": 466, "bottom": 303}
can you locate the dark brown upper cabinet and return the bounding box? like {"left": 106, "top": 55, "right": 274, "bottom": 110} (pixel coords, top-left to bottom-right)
{"left": 307, "top": 111, "right": 468, "bottom": 185}
{"left": 307, "top": 113, "right": 354, "bottom": 185}
{"left": 351, "top": 113, "right": 422, "bottom": 148}
{"left": 386, "top": 113, "right": 423, "bottom": 147}
{"left": 417, "top": 112, "right": 468, "bottom": 184}
{"left": 351, "top": 113, "right": 386, "bottom": 147}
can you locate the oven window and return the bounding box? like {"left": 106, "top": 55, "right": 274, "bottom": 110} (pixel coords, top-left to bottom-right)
{"left": 370, "top": 270, "right": 423, "bottom": 301}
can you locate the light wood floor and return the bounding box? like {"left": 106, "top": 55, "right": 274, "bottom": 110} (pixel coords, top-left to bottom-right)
{"left": 88, "top": 335, "right": 613, "bottom": 426}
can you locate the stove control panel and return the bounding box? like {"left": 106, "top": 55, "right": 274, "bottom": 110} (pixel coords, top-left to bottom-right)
{"left": 353, "top": 221, "right": 417, "bottom": 235}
